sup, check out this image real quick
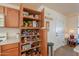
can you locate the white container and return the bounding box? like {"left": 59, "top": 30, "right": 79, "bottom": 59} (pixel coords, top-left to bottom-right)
{"left": 33, "top": 21, "right": 36, "bottom": 27}
{"left": 16, "top": 33, "right": 20, "bottom": 39}
{"left": 0, "top": 32, "right": 7, "bottom": 42}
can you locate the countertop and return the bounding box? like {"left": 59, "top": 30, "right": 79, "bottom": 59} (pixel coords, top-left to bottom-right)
{"left": 0, "top": 37, "right": 20, "bottom": 45}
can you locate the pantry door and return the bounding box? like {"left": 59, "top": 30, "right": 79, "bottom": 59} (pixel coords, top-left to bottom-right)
{"left": 5, "top": 7, "right": 19, "bottom": 28}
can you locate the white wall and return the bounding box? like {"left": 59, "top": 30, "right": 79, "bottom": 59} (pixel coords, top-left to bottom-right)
{"left": 39, "top": 6, "right": 66, "bottom": 51}
{"left": 65, "top": 15, "right": 78, "bottom": 36}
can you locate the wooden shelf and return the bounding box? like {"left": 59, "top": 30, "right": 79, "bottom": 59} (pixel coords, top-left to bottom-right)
{"left": 21, "top": 40, "right": 41, "bottom": 46}
{"left": 23, "top": 6, "right": 41, "bottom": 15}
{"left": 21, "top": 34, "right": 40, "bottom": 37}
{"left": 23, "top": 16, "right": 40, "bottom": 21}
{"left": 21, "top": 45, "right": 40, "bottom": 53}
{"left": 20, "top": 27, "right": 40, "bottom": 29}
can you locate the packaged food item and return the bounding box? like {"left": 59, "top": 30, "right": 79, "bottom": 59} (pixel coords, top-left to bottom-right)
{"left": 23, "top": 12, "right": 29, "bottom": 16}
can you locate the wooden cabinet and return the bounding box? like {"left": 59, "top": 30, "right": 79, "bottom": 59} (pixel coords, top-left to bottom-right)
{"left": 2, "top": 48, "right": 19, "bottom": 56}
{"left": 40, "top": 29, "right": 47, "bottom": 56}
{"left": 20, "top": 5, "right": 47, "bottom": 56}
{"left": 0, "top": 46, "right": 1, "bottom": 56}
{"left": 0, "top": 43, "right": 20, "bottom": 56}
{"left": 0, "top": 46, "right": 1, "bottom": 53}
{"left": 0, "top": 6, "right": 4, "bottom": 13}
{"left": 2, "top": 43, "right": 18, "bottom": 51}
{"left": 5, "top": 7, "right": 19, "bottom": 28}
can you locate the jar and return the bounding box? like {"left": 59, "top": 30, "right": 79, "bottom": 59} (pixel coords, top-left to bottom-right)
{"left": 35, "top": 15, "right": 38, "bottom": 19}
{"left": 25, "top": 23, "right": 28, "bottom": 27}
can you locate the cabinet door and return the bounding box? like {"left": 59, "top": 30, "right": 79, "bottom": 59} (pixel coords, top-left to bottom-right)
{"left": 5, "top": 8, "right": 19, "bottom": 28}
{"left": 2, "top": 43, "right": 19, "bottom": 51}
{"left": 0, "top": 46, "right": 1, "bottom": 56}
{"left": 2, "top": 48, "right": 19, "bottom": 56}
{"left": 0, "top": 46, "right": 1, "bottom": 53}
{"left": 0, "top": 6, "right": 4, "bottom": 13}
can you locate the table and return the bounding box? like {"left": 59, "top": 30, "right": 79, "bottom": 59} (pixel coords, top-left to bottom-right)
{"left": 74, "top": 45, "right": 79, "bottom": 56}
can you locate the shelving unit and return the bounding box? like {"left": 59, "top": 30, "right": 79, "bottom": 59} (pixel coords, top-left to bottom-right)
{"left": 20, "top": 4, "right": 45, "bottom": 56}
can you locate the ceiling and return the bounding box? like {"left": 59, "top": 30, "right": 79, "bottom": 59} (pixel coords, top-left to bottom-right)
{"left": 8, "top": 3, "right": 79, "bottom": 15}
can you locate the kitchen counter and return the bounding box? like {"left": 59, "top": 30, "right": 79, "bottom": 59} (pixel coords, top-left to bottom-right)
{"left": 0, "top": 37, "right": 20, "bottom": 45}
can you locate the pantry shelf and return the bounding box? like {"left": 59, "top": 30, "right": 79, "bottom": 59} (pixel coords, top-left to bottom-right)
{"left": 21, "top": 45, "right": 40, "bottom": 53}
{"left": 23, "top": 16, "right": 40, "bottom": 21}
{"left": 21, "top": 40, "right": 41, "bottom": 46}
{"left": 20, "top": 27, "right": 40, "bottom": 29}
{"left": 22, "top": 6, "right": 41, "bottom": 15}
{"left": 21, "top": 34, "right": 40, "bottom": 37}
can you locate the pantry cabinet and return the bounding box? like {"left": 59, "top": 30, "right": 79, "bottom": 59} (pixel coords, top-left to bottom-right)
{"left": 5, "top": 7, "right": 19, "bottom": 28}
{"left": 20, "top": 5, "right": 47, "bottom": 56}
{"left": 0, "top": 43, "right": 20, "bottom": 56}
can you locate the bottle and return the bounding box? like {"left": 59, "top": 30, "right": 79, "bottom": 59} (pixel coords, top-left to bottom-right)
{"left": 16, "top": 33, "right": 20, "bottom": 39}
